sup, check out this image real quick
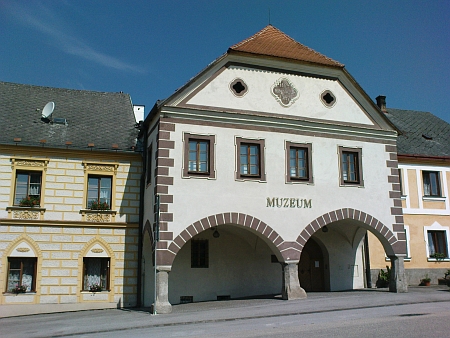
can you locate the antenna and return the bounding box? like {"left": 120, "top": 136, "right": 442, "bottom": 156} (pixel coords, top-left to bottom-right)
{"left": 268, "top": 8, "right": 271, "bottom": 25}
{"left": 41, "top": 101, "right": 55, "bottom": 119}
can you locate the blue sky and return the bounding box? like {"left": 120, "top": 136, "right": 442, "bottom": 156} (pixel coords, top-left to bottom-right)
{"left": 0, "top": 1, "right": 449, "bottom": 123}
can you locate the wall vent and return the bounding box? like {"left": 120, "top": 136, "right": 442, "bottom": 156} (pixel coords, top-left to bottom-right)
{"left": 180, "top": 296, "right": 193, "bottom": 304}
{"left": 217, "top": 295, "right": 230, "bottom": 301}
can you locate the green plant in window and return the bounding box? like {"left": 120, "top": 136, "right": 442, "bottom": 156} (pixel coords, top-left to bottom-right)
{"left": 89, "top": 283, "right": 102, "bottom": 292}
{"left": 11, "top": 284, "right": 27, "bottom": 294}
{"left": 88, "top": 200, "right": 110, "bottom": 211}
{"left": 19, "top": 196, "right": 40, "bottom": 207}
{"left": 430, "top": 252, "right": 446, "bottom": 260}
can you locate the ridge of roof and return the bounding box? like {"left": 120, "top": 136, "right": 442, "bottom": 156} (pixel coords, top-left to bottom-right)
{"left": 229, "top": 25, "right": 344, "bottom": 68}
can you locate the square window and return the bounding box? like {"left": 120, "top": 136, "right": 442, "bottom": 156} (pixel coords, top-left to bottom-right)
{"left": 427, "top": 230, "right": 448, "bottom": 259}
{"left": 14, "top": 171, "right": 42, "bottom": 206}
{"left": 422, "top": 171, "right": 441, "bottom": 197}
{"left": 191, "top": 239, "right": 208, "bottom": 268}
{"left": 339, "top": 147, "right": 363, "bottom": 186}
{"left": 87, "top": 175, "right": 112, "bottom": 210}
{"left": 286, "top": 142, "right": 312, "bottom": 183}
{"left": 236, "top": 138, "right": 266, "bottom": 181}
{"left": 7, "top": 257, "right": 37, "bottom": 293}
{"left": 83, "top": 257, "right": 110, "bottom": 291}
{"left": 183, "top": 133, "right": 215, "bottom": 178}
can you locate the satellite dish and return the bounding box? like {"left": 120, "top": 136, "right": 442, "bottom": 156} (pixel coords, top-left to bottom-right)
{"left": 42, "top": 101, "right": 55, "bottom": 119}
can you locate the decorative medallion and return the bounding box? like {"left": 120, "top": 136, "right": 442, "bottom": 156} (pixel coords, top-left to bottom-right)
{"left": 320, "top": 90, "right": 336, "bottom": 108}
{"left": 91, "top": 248, "right": 104, "bottom": 253}
{"left": 16, "top": 247, "right": 30, "bottom": 252}
{"left": 12, "top": 210, "right": 39, "bottom": 220}
{"left": 86, "top": 213, "right": 111, "bottom": 222}
{"left": 271, "top": 77, "right": 299, "bottom": 107}
{"left": 229, "top": 78, "right": 248, "bottom": 97}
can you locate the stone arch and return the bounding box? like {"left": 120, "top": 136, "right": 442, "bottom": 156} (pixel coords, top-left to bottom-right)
{"left": 164, "top": 212, "right": 289, "bottom": 266}
{"left": 295, "top": 208, "right": 404, "bottom": 258}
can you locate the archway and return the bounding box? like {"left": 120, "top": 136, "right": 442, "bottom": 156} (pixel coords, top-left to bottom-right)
{"left": 296, "top": 209, "right": 407, "bottom": 293}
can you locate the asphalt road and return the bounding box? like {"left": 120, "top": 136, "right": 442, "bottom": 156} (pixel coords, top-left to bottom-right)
{"left": 2, "top": 288, "right": 450, "bottom": 338}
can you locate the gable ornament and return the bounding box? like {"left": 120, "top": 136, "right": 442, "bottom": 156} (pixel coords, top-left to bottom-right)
{"left": 271, "top": 77, "right": 299, "bottom": 107}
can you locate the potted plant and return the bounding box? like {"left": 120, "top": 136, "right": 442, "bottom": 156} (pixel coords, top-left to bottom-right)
{"left": 430, "top": 253, "right": 446, "bottom": 261}
{"left": 420, "top": 274, "right": 431, "bottom": 286}
{"left": 89, "top": 283, "right": 102, "bottom": 293}
{"left": 88, "top": 200, "right": 110, "bottom": 211}
{"left": 19, "top": 196, "right": 40, "bottom": 207}
{"left": 376, "top": 266, "right": 390, "bottom": 288}
{"left": 11, "top": 284, "right": 27, "bottom": 294}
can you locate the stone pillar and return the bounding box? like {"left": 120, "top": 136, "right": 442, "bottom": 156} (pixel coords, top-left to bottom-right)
{"left": 154, "top": 266, "right": 172, "bottom": 313}
{"left": 388, "top": 256, "right": 408, "bottom": 293}
{"left": 281, "top": 261, "right": 307, "bottom": 300}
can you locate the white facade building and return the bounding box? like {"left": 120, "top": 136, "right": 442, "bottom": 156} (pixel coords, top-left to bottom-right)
{"left": 141, "top": 26, "right": 408, "bottom": 313}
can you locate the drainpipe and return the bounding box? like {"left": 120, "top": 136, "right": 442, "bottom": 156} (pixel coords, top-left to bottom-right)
{"left": 364, "top": 233, "right": 372, "bottom": 288}
{"left": 136, "top": 128, "right": 147, "bottom": 308}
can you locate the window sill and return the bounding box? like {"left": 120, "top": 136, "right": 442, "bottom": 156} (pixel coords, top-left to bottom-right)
{"left": 427, "top": 258, "right": 450, "bottom": 262}
{"left": 385, "top": 257, "right": 411, "bottom": 262}
{"left": 423, "top": 196, "right": 446, "bottom": 202}
{"left": 3, "top": 292, "right": 36, "bottom": 295}
{"left": 81, "top": 290, "right": 110, "bottom": 293}
{"left": 6, "top": 206, "right": 46, "bottom": 220}
{"left": 80, "top": 209, "right": 117, "bottom": 222}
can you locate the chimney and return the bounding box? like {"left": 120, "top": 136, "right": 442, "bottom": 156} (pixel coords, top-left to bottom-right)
{"left": 376, "top": 95, "right": 387, "bottom": 113}
{"left": 133, "top": 105, "right": 145, "bottom": 123}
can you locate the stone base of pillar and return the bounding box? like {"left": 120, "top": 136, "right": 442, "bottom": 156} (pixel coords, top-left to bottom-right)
{"left": 282, "top": 262, "right": 307, "bottom": 300}
{"left": 388, "top": 256, "right": 408, "bottom": 293}
{"left": 154, "top": 266, "right": 173, "bottom": 314}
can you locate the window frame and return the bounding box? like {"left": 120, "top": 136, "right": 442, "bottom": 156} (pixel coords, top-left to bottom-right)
{"left": 6, "top": 257, "right": 37, "bottom": 293}
{"left": 422, "top": 170, "right": 441, "bottom": 197}
{"left": 87, "top": 175, "right": 113, "bottom": 210}
{"left": 82, "top": 257, "right": 110, "bottom": 291}
{"left": 191, "top": 239, "right": 209, "bottom": 268}
{"left": 286, "top": 142, "right": 313, "bottom": 184}
{"left": 13, "top": 170, "right": 42, "bottom": 206}
{"left": 339, "top": 146, "right": 363, "bottom": 186}
{"left": 183, "top": 133, "right": 216, "bottom": 179}
{"left": 236, "top": 137, "right": 266, "bottom": 181}
{"left": 424, "top": 223, "right": 450, "bottom": 261}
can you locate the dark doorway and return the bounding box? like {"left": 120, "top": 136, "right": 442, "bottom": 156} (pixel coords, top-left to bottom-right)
{"left": 298, "top": 238, "right": 324, "bottom": 291}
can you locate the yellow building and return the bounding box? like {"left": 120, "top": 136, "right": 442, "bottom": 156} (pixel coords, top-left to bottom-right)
{"left": 368, "top": 96, "right": 450, "bottom": 286}
{"left": 0, "top": 82, "right": 142, "bottom": 308}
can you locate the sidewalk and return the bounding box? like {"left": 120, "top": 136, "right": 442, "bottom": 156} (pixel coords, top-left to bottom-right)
{"left": 1, "top": 286, "right": 450, "bottom": 321}
{"left": 1, "top": 286, "right": 450, "bottom": 338}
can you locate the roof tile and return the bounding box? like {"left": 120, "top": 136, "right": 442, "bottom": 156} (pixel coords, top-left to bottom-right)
{"left": 229, "top": 25, "right": 343, "bottom": 67}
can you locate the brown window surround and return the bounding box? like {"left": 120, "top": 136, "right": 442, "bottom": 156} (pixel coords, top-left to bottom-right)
{"left": 339, "top": 146, "right": 363, "bottom": 186}
{"left": 236, "top": 137, "right": 266, "bottom": 181}
{"left": 183, "top": 133, "right": 216, "bottom": 179}
{"left": 286, "top": 142, "right": 313, "bottom": 184}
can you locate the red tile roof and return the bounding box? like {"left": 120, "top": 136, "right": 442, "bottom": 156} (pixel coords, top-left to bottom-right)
{"left": 229, "top": 25, "right": 344, "bottom": 68}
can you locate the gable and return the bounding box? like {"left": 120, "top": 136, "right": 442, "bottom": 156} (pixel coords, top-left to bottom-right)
{"left": 174, "top": 62, "right": 379, "bottom": 128}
